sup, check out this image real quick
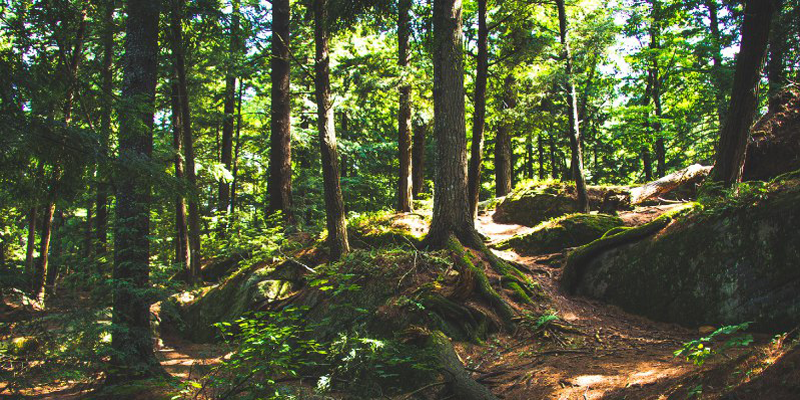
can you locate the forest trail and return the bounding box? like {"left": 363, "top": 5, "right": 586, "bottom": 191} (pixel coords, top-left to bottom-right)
{"left": 461, "top": 209, "right": 752, "bottom": 400}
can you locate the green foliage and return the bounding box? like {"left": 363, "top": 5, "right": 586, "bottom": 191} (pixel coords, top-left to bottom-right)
{"left": 316, "top": 331, "right": 435, "bottom": 398}
{"left": 675, "top": 322, "right": 754, "bottom": 366}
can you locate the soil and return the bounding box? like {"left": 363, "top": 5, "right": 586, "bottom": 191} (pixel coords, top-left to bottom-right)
{"left": 3, "top": 207, "right": 797, "bottom": 399}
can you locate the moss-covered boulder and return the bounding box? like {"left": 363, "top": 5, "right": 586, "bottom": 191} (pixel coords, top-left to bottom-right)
{"left": 168, "top": 260, "right": 307, "bottom": 342}
{"left": 494, "top": 214, "right": 623, "bottom": 255}
{"left": 493, "top": 182, "right": 629, "bottom": 227}
{"left": 566, "top": 187, "right": 800, "bottom": 332}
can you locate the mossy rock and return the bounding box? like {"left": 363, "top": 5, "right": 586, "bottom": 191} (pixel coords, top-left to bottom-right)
{"left": 494, "top": 213, "right": 624, "bottom": 255}
{"left": 493, "top": 182, "right": 630, "bottom": 227}
{"left": 347, "top": 212, "right": 425, "bottom": 249}
{"left": 568, "top": 187, "right": 800, "bottom": 332}
{"left": 173, "top": 260, "right": 307, "bottom": 342}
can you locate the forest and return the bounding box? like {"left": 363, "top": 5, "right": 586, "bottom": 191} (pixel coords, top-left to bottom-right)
{"left": 1, "top": 0, "right": 799, "bottom": 398}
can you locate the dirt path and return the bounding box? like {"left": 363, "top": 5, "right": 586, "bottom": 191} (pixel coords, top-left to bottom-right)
{"left": 467, "top": 211, "right": 734, "bottom": 399}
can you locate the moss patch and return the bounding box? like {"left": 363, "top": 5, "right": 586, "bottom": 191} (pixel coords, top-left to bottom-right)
{"left": 495, "top": 213, "right": 624, "bottom": 256}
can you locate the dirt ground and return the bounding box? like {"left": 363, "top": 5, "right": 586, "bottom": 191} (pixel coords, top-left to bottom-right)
{"left": 3, "top": 207, "right": 797, "bottom": 399}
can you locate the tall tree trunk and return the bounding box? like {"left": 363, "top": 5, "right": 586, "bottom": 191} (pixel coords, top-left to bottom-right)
{"left": 43, "top": 211, "right": 64, "bottom": 300}
{"left": 467, "top": 0, "right": 488, "bottom": 217}
{"left": 314, "top": 0, "right": 350, "bottom": 260}
{"left": 219, "top": 0, "right": 240, "bottom": 218}
{"left": 525, "top": 133, "right": 533, "bottom": 179}
{"left": 25, "top": 207, "right": 37, "bottom": 278}
{"left": 231, "top": 81, "right": 244, "bottom": 217}
{"left": 268, "top": 0, "right": 293, "bottom": 220}
{"left": 642, "top": 70, "right": 654, "bottom": 182}
{"left": 412, "top": 121, "right": 426, "bottom": 198}
{"left": 537, "top": 133, "right": 545, "bottom": 179}
{"left": 712, "top": 0, "right": 777, "bottom": 186}
{"left": 425, "top": 0, "right": 481, "bottom": 247}
{"left": 549, "top": 132, "right": 557, "bottom": 179}
{"left": 169, "top": 0, "right": 201, "bottom": 280}
{"left": 96, "top": 0, "right": 114, "bottom": 256}
{"left": 768, "top": 6, "right": 786, "bottom": 113}
{"left": 495, "top": 75, "right": 515, "bottom": 197}
{"left": 397, "top": 0, "right": 413, "bottom": 212}
{"left": 650, "top": 0, "right": 666, "bottom": 177}
{"left": 705, "top": 0, "right": 726, "bottom": 124}
{"left": 34, "top": 204, "right": 54, "bottom": 296}
{"left": 171, "top": 79, "right": 190, "bottom": 270}
{"left": 109, "top": 0, "right": 162, "bottom": 381}
{"left": 556, "top": 0, "right": 589, "bottom": 212}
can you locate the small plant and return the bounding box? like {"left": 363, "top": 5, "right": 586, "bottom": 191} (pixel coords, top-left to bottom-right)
{"left": 675, "top": 322, "right": 754, "bottom": 366}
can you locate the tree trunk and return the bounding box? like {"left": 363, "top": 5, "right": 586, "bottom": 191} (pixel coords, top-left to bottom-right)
{"left": 315, "top": 0, "right": 350, "bottom": 260}
{"left": 495, "top": 75, "right": 515, "bottom": 197}
{"left": 712, "top": 0, "right": 777, "bottom": 186}
{"left": 169, "top": 0, "right": 201, "bottom": 280}
{"left": 25, "top": 207, "right": 37, "bottom": 278}
{"left": 467, "top": 0, "right": 488, "bottom": 217}
{"left": 34, "top": 203, "right": 54, "bottom": 296}
{"left": 397, "top": 0, "right": 413, "bottom": 212}
{"left": 549, "top": 132, "right": 557, "bottom": 179}
{"left": 219, "top": 0, "right": 240, "bottom": 218}
{"left": 340, "top": 113, "right": 349, "bottom": 178}
{"left": 268, "top": 0, "right": 293, "bottom": 220}
{"left": 649, "top": 0, "right": 666, "bottom": 177}
{"left": 109, "top": 0, "right": 162, "bottom": 381}
{"left": 425, "top": 0, "right": 481, "bottom": 247}
{"left": 556, "top": 0, "right": 589, "bottom": 212}
{"left": 537, "top": 133, "right": 545, "bottom": 179}
{"left": 768, "top": 6, "right": 786, "bottom": 113}
{"left": 705, "top": 0, "right": 726, "bottom": 124}
{"left": 231, "top": 81, "right": 244, "bottom": 217}
{"left": 412, "top": 121, "right": 426, "bottom": 198}
{"left": 642, "top": 69, "right": 654, "bottom": 182}
{"left": 43, "top": 211, "right": 64, "bottom": 300}
{"left": 95, "top": 0, "right": 114, "bottom": 257}
{"left": 171, "top": 79, "right": 190, "bottom": 271}
{"left": 525, "top": 132, "right": 533, "bottom": 179}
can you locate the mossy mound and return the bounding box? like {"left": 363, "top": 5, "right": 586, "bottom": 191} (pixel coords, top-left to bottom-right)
{"left": 564, "top": 185, "right": 800, "bottom": 332}
{"left": 494, "top": 214, "right": 623, "bottom": 256}
{"left": 347, "top": 212, "right": 426, "bottom": 249}
{"left": 493, "top": 182, "right": 630, "bottom": 227}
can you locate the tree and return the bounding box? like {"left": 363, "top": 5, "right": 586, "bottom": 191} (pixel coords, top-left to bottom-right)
{"left": 219, "top": 0, "right": 241, "bottom": 219}
{"left": 467, "top": 0, "right": 488, "bottom": 217}
{"left": 95, "top": 0, "right": 115, "bottom": 256}
{"left": 555, "top": 0, "right": 589, "bottom": 212}
{"left": 712, "top": 0, "right": 779, "bottom": 186}
{"left": 169, "top": 0, "right": 201, "bottom": 281}
{"left": 315, "top": 0, "right": 350, "bottom": 260}
{"left": 649, "top": 0, "right": 666, "bottom": 177}
{"left": 425, "top": 0, "right": 478, "bottom": 247}
{"left": 268, "top": 0, "right": 293, "bottom": 220}
{"left": 495, "top": 75, "right": 515, "bottom": 197}
{"left": 412, "top": 120, "right": 427, "bottom": 199}
{"left": 108, "top": 0, "right": 162, "bottom": 381}
{"left": 397, "top": 0, "right": 413, "bottom": 213}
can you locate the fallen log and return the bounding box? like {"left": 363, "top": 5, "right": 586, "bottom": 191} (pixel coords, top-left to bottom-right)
{"left": 602, "top": 164, "right": 711, "bottom": 211}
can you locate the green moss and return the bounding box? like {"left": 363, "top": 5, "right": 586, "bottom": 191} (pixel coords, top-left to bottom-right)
{"left": 495, "top": 213, "right": 624, "bottom": 255}
{"left": 5, "top": 336, "right": 39, "bottom": 356}
{"left": 347, "top": 211, "right": 424, "bottom": 249}
{"left": 561, "top": 203, "right": 699, "bottom": 293}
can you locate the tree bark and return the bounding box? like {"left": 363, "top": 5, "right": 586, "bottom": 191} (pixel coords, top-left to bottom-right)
{"left": 412, "top": 121, "right": 427, "bottom": 198}
{"left": 467, "top": 0, "right": 488, "bottom": 217}
{"left": 25, "top": 207, "right": 37, "bottom": 278}
{"left": 268, "top": 0, "right": 293, "bottom": 220}
{"left": 219, "top": 0, "right": 240, "bottom": 218}
{"left": 171, "top": 78, "right": 190, "bottom": 271}
{"left": 169, "top": 0, "right": 201, "bottom": 280}
{"left": 705, "top": 0, "right": 726, "bottom": 124}
{"left": 95, "top": 0, "right": 114, "bottom": 256}
{"left": 397, "top": 0, "right": 413, "bottom": 212}
{"left": 712, "top": 0, "right": 777, "bottom": 186}
{"left": 425, "top": 0, "right": 481, "bottom": 247}
{"left": 556, "top": 0, "right": 589, "bottom": 212}
{"left": 768, "top": 5, "right": 786, "bottom": 113}
{"left": 650, "top": 0, "right": 666, "bottom": 177}
{"left": 34, "top": 203, "right": 54, "bottom": 296}
{"left": 642, "top": 69, "right": 654, "bottom": 182}
{"left": 537, "top": 133, "right": 545, "bottom": 179}
{"left": 495, "top": 75, "right": 515, "bottom": 197}
{"left": 109, "top": 0, "right": 162, "bottom": 381}
{"left": 549, "top": 132, "right": 557, "bottom": 179}
{"left": 315, "top": 0, "right": 350, "bottom": 260}
{"left": 231, "top": 81, "right": 244, "bottom": 217}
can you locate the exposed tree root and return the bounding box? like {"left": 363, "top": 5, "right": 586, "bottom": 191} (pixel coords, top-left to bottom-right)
{"left": 427, "top": 330, "right": 500, "bottom": 400}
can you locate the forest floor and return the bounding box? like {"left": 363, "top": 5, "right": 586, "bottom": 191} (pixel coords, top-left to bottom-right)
{"left": 3, "top": 206, "right": 798, "bottom": 399}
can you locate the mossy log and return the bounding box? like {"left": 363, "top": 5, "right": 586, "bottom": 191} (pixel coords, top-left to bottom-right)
{"left": 494, "top": 213, "right": 624, "bottom": 256}
{"left": 628, "top": 164, "right": 712, "bottom": 204}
